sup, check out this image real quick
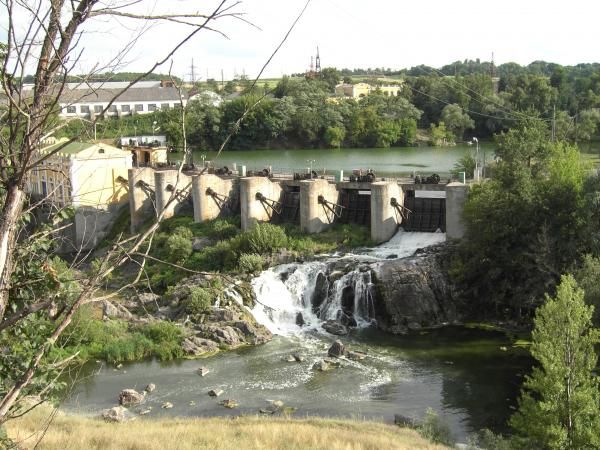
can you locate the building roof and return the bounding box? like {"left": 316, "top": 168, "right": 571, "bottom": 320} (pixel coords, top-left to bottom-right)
{"left": 40, "top": 139, "right": 131, "bottom": 159}
{"left": 58, "top": 86, "right": 187, "bottom": 105}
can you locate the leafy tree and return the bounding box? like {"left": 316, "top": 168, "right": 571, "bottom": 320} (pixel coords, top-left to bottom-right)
{"left": 440, "top": 103, "right": 474, "bottom": 140}
{"left": 319, "top": 67, "right": 341, "bottom": 91}
{"left": 453, "top": 123, "right": 592, "bottom": 317}
{"left": 0, "top": 0, "right": 237, "bottom": 425}
{"left": 429, "top": 121, "right": 453, "bottom": 146}
{"left": 510, "top": 275, "right": 600, "bottom": 449}
{"left": 323, "top": 126, "right": 345, "bottom": 148}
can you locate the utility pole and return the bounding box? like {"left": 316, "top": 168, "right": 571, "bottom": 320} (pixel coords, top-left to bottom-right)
{"left": 189, "top": 59, "right": 197, "bottom": 84}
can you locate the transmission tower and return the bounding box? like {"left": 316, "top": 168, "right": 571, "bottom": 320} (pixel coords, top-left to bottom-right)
{"left": 315, "top": 46, "right": 321, "bottom": 73}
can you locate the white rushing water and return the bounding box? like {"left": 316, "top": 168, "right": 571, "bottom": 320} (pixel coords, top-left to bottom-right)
{"left": 251, "top": 229, "right": 446, "bottom": 336}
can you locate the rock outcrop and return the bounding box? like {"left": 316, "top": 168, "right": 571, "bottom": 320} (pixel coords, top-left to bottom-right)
{"left": 118, "top": 389, "right": 145, "bottom": 407}
{"left": 102, "top": 406, "right": 130, "bottom": 423}
{"left": 371, "top": 244, "right": 460, "bottom": 334}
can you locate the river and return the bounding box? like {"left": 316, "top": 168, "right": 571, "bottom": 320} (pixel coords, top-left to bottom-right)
{"left": 174, "top": 143, "right": 491, "bottom": 178}
{"left": 62, "top": 230, "right": 531, "bottom": 442}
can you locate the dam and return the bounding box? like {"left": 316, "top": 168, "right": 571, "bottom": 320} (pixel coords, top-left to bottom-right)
{"left": 128, "top": 166, "right": 469, "bottom": 243}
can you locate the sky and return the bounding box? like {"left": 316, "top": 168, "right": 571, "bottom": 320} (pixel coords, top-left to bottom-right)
{"left": 3, "top": 0, "right": 600, "bottom": 81}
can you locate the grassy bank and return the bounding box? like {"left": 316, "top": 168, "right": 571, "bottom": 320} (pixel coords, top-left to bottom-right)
{"left": 6, "top": 407, "right": 449, "bottom": 450}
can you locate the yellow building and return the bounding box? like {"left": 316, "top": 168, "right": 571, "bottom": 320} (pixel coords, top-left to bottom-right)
{"left": 29, "top": 138, "right": 132, "bottom": 208}
{"left": 334, "top": 82, "right": 372, "bottom": 98}
{"left": 28, "top": 139, "right": 133, "bottom": 250}
{"left": 377, "top": 85, "right": 402, "bottom": 96}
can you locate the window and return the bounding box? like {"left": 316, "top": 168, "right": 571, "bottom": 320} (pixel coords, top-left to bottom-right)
{"left": 161, "top": 103, "right": 170, "bottom": 110}
{"left": 108, "top": 105, "right": 117, "bottom": 113}
{"left": 58, "top": 185, "right": 64, "bottom": 202}
{"left": 148, "top": 104, "right": 157, "bottom": 112}
{"left": 135, "top": 104, "right": 144, "bottom": 112}
{"left": 66, "top": 105, "right": 76, "bottom": 114}
{"left": 94, "top": 105, "right": 103, "bottom": 113}
{"left": 41, "top": 181, "right": 47, "bottom": 197}
{"left": 98, "top": 148, "right": 105, "bottom": 154}
{"left": 121, "top": 104, "right": 131, "bottom": 113}
{"left": 80, "top": 105, "right": 90, "bottom": 113}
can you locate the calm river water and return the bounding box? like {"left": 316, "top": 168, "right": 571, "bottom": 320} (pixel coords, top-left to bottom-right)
{"left": 177, "top": 143, "right": 491, "bottom": 178}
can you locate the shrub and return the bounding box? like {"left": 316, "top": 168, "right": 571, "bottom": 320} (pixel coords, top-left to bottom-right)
{"left": 165, "top": 226, "right": 193, "bottom": 263}
{"left": 188, "top": 240, "right": 238, "bottom": 272}
{"left": 238, "top": 253, "right": 264, "bottom": 274}
{"left": 209, "top": 219, "right": 239, "bottom": 240}
{"left": 417, "top": 409, "right": 455, "bottom": 447}
{"left": 241, "top": 223, "right": 288, "bottom": 255}
{"left": 185, "top": 286, "right": 213, "bottom": 315}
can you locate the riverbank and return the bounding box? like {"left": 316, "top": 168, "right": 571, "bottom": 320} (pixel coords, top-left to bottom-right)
{"left": 6, "top": 407, "right": 449, "bottom": 450}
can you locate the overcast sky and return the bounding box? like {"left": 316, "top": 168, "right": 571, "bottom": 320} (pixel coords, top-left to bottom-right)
{"left": 3, "top": 0, "right": 600, "bottom": 81}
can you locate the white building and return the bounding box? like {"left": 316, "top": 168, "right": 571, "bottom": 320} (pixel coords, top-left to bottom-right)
{"left": 55, "top": 80, "right": 188, "bottom": 118}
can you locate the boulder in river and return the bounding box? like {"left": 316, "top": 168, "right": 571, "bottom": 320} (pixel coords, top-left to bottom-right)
{"left": 144, "top": 383, "right": 156, "bottom": 393}
{"left": 328, "top": 340, "right": 345, "bottom": 358}
{"left": 197, "top": 367, "right": 210, "bottom": 377}
{"left": 161, "top": 402, "right": 174, "bottom": 409}
{"left": 102, "top": 406, "right": 130, "bottom": 423}
{"left": 285, "top": 355, "right": 296, "bottom": 362}
{"left": 118, "top": 389, "right": 145, "bottom": 407}
{"left": 292, "top": 353, "right": 305, "bottom": 362}
{"left": 322, "top": 320, "right": 348, "bottom": 336}
{"left": 208, "top": 389, "right": 224, "bottom": 397}
{"left": 347, "top": 350, "right": 367, "bottom": 361}
{"left": 219, "top": 399, "right": 238, "bottom": 409}
{"left": 296, "top": 312, "right": 305, "bottom": 327}
{"left": 312, "top": 360, "right": 330, "bottom": 371}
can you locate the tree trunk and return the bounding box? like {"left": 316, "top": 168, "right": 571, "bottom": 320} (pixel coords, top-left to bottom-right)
{"left": 0, "top": 183, "right": 25, "bottom": 322}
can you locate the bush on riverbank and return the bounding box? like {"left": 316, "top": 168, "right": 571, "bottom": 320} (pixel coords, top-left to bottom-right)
{"left": 6, "top": 406, "right": 450, "bottom": 450}
{"left": 56, "top": 307, "right": 185, "bottom": 363}
{"left": 143, "top": 216, "right": 372, "bottom": 292}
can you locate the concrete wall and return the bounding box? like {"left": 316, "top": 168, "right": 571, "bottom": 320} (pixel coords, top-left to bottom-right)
{"left": 192, "top": 174, "right": 238, "bottom": 222}
{"left": 370, "top": 181, "right": 404, "bottom": 244}
{"left": 128, "top": 167, "right": 156, "bottom": 232}
{"left": 73, "top": 204, "right": 124, "bottom": 250}
{"left": 445, "top": 182, "right": 470, "bottom": 239}
{"left": 154, "top": 170, "right": 192, "bottom": 220}
{"left": 299, "top": 179, "right": 339, "bottom": 233}
{"left": 240, "top": 177, "right": 282, "bottom": 231}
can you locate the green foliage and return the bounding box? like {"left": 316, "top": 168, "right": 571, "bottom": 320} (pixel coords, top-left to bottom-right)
{"left": 165, "top": 227, "right": 193, "bottom": 263}
{"left": 185, "top": 287, "right": 214, "bottom": 315}
{"left": 510, "top": 275, "right": 600, "bottom": 449}
{"left": 440, "top": 103, "right": 475, "bottom": 139}
{"left": 61, "top": 308, "right": 184, "bottom": 363}
{"left": 452, "top": 153, "right": 476, "bottom": 179}
{"left": 241, "top": 223, "right": 288, "bottom": 255}
{"left": 323, "top": 126, "right": 345, "bottom": 148}
{"left": 238, "top": 253, "right": 264, "bottom": 274}
{"left": 429, "top": 121, "right": 454, "bottom": 146}
{"left": 576, "top": 254, "right": 600, "bottom": 324}
{"left": 468, "top": 429, "right": 512, "bottom": 450}
{"left": 453, "top": 131, "right": 595, "bottom": 315}
{"left": 417, "top": 409, "right": 455, "bottom": 446}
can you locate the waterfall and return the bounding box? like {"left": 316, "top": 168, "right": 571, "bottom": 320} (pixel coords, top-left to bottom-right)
{"left": 251, "top": 229, "right": 446, "bottom": 336}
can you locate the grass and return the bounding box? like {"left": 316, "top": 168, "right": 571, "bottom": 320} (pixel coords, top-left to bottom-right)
{"left": 7, "top": 407, "right": 450, "bottom": 450}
